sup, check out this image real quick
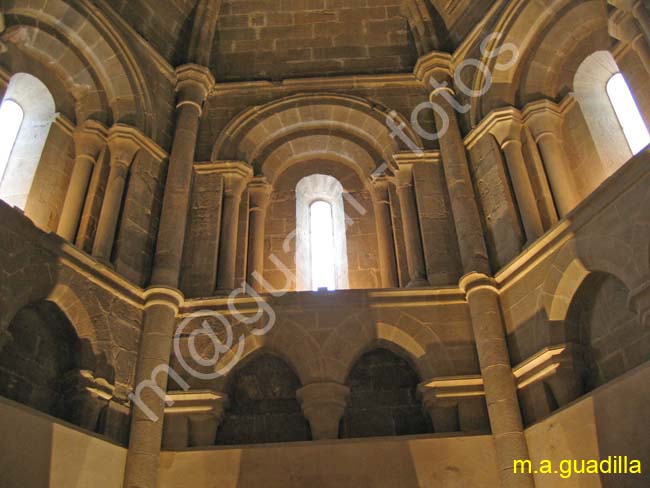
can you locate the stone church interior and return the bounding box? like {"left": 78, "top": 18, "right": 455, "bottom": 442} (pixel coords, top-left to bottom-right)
{"left": 0, "top": 0, "right": 649, "bottom": 487}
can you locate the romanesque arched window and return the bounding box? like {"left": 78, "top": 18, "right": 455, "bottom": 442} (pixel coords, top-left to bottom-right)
{"left": 0, "top": 73, "right": 56, "bottom": 210}
{"left": 574, "top": 51, "right": 650, "bottom": 175}
{"left": 296, "top": 174, "right": 349, "bottom": 291}
{"left": 606, "top": 72, "right": 650, "bottom": 155}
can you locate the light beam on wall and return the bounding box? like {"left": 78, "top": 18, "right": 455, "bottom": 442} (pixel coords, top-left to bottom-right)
{"left": 0, "top": 99, "right": 24, "bottom": 186}
{"left": 310, "top": 200, "right": 336, "bottom": 291}
{"left": 606, "top": 73, "right": 650, "bottom": 155}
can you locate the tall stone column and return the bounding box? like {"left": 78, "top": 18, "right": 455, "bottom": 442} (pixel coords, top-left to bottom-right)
{"left": 92, "top": 126, "right": 140, "bottom": 262}
{"left": 123, "top": 287, "right": 184, "bottom": 488}
{"left": 523, "top": 100, "right": 580, "bottom": 217}
{"left": 216, "top": 162, "right": 252, "bottom": 291}
{"left": 246, "top": 176, "right": 272, "bottom": 291}
{"left": 460, "top": 273, "right": 534, "bottom": 488}
{"left": 297, "top": 382, "right": 350, "bottom": 440}
{"left": 488, "top": 109, "right": 545, "bottom": 244}
{"left": 392, "top": 163, "right": 428, "bottom": 287}
{"left": 123, "top": 66, "right": 214, "bottom": 488}
{"left": 151, "top": 65, "right": 214, "bottom": 288}
{"left": 57, "top": 121, "right": 107, "bottom": 241}
{"left": 371, "top": 176, "right": 399, "bottom": 288}
{"left": 610, "top": 8, "right": 650, "bottom": 76}
{"left": 418, "top": 53, "right": 490, "bottom": 275}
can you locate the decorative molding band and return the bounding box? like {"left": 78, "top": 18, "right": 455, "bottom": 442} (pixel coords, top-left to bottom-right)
{"left": 419, "top": 376, "right": 485, "bottom": 401}
{"left": 513, "top": 344, "right": 581, "bottom": 390}
{"left": 164, "top": 390, "right": 229, "bottom": 415}
{"left": 392, "top": 150, "right": 441, "bottom": 166}
{"left": 194, "top": 160, "right": 253, "bottom": 179}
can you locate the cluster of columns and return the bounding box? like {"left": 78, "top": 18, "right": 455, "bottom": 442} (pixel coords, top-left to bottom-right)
{"left": 465, "top": 100, "right": 580, "bottom": 247}
{"left": 609, "top": 0, "right": 650, "bottom": 77}
{"left": 161, "top": 382, "right": 352, "bottom": 449}
{"left": 57, "top": 122, "right": 166, "bottom": 264}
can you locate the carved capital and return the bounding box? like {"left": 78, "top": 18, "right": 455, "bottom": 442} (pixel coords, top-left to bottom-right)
{"left": 371, "top": 175, "right": 392, "bottom": 204}
{"left": 297, "top": 382, "right": 349, "bottom": 440}
{"left": 414, "top": 51, "right": 453, "bottom": 88}
{"left": 175, "top": 64, "right": 215, "bottom": 111}
{"left": 459, "top": 272, "right": 499, "bottom": 297}
{"left": 106, "top": 124, "right": 143, "bottom": 169}
{"left": 522, "top": 99, "right": 565, "bottom": 142}
{"left": 609, "top": 9, "right": 645, "bottom": 45}
{"left": 73, "top": 120, "right": 107, "bottom": 161}
{"left": 482, "top": 107, "right": 524, "bottom": 148}
{"left": 247, "top": 176, "right": 272, "bottom": 211}
{"left": 143, "top": 286, "right": 185, "bottom": 314}
{"left": 204, "top": 160, "right": 254, "bottom": 196}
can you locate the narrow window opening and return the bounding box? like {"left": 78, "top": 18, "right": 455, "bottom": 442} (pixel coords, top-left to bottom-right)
{"left": 310, "top": 200, "right": 336, "bottom": 291}
{"left": 0, "top": 99, "right": 24, "bottom": 184}
{"left": 606, "top": 73, "right": 650, "bottom": 155}
{"left": 296, "top": 174, "right": 349, "bottom": 291}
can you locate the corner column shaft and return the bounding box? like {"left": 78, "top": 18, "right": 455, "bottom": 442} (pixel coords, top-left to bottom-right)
{"left": 151, "top": 65, "right": 214, "bottom": 288}
{"left": 461, "top": 273, "right": 534, "bottom": 488}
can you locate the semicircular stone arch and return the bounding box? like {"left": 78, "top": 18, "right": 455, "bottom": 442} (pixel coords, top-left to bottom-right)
{"left": 472, "top": 0, "right": 604, "bottom": 124}
{"left": 2, "top": 0, "right": 154, "bottom": 136}
{"left": 542, "top": 234, "right": 648, "bottom": 327}
{"left": 211, "top": 93, "right": 423, "bottom": 180}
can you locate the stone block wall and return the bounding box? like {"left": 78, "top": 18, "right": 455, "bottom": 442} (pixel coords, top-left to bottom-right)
{"left": 412, "top": 161, "right": 462, "bottom": 285}
{"left": 340, "top": 348, "right": 431, "bottom": 439}
{"left": 180, "top": 170, "right": 225, "bottom": 298}
{"left": 468, "top": 133, "right": 524, "bottom": 272}
{"left": 212, "top": 0, "right": 416, "bottom": 81}
{"left": 114, "top": 151, "right": 168, "bottom": 287}
{"left": 23, "top": 118, "right": 75, "bottom": 234}
{"left": 0, "top": 202, "right": 145, "bottom": 444}
{"left": 108, "top": 0, "right": 197, "bottom": 65}
{"left": 216, "top": 353, "right": 311, "bottom": 445}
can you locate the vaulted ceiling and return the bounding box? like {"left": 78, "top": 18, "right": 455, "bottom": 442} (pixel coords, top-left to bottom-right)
{"left": 100, "top": 0, "right": 495, "bottom": 80}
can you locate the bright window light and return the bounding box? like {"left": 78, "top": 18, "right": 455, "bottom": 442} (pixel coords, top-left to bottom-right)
{"left": 310, "top": 200, "right": 336, "bottom": 291}
{"left": 0, "top": 99, "right": 24, "bottom": 183}
{"left": 606, "top": 73, "right": 650, "bottom": 155}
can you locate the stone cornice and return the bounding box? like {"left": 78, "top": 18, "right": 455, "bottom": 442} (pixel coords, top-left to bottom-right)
{"left": 513, "top": 344, "right": 582, "bottom": 390}
{"left": 164, "top": 390, "right": 229, "bottom": 415}
{"left": 464, "top": 106, "right": 522, "bottom": 149}
{"left": 419, "top": 344, "right": 582, "bottom": 399}
{"left": 413, "top": 51, "right": 453, "bottom": 85}
{"left": 107, "top": 123, "right": 167, "bottom": 161}
{"left": 419, "top": 376, "right": 485, "bottom": 402}
{"left": 210, "top": 73, "right": 422, "bottom": 97}
{"left": 194, "top": 160, "right": 253, "bottom": 179}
